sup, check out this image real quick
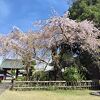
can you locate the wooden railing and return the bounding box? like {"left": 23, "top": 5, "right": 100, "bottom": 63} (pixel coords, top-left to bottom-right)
{"left": 12, "top": 80, "right": 100, "bottom": 90}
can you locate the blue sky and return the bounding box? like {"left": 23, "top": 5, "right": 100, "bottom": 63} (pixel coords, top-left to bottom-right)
{"left": 0, "top": 0, "right": 70, "bottom": 34}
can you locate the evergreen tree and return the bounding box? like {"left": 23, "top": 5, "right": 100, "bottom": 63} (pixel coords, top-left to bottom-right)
{"left": 68, "top": 0, "right": 100, "bottom": 28}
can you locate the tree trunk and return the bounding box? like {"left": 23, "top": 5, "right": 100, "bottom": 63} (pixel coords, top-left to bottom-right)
{"left": 25, "top": 62, "right": 31, "bottom": 81}
{"left": 51, "top": 47, "right": 62, "bottom": 80}
{"left": 26, "top": 66, "right": 29, "bottom": 81}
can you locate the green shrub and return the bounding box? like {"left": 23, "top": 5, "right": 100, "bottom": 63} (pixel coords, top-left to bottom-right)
{"left": 63, "top": 65, "right": 85, "bottom": 81}
{"left": 16, "top": 76, "right": 25, "bottom": 81}
{"left": 32, "top": 71, "right": 49, "bottom": 81}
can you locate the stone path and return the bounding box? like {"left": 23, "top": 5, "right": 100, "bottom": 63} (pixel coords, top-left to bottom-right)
{"left": 0, "top": 81, "right": 11, "bottom": 95}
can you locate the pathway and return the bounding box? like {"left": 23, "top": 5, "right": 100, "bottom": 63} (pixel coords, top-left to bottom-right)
{"left": 0, "top": 80, "right": 11, "bottom": 95}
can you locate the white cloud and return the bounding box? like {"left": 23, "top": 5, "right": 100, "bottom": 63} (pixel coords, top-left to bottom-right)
{"left": 0, "top": 0, "right": 10, "bottom": 19}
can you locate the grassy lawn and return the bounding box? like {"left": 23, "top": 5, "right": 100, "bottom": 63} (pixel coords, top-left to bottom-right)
{"left": 0, "top": 90, "right": 100, "bottom": 100}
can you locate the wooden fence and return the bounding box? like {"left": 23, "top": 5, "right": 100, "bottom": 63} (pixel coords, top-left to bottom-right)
{"left": 12, "top": 80, "right": 100, "bottom": 90}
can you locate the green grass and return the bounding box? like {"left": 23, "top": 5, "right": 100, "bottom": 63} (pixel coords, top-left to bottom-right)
{"left": 0, "top": 90, "right": 100, "bottom": 100}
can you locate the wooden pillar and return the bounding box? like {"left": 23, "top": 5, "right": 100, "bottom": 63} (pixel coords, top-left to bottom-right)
{"left": 15, "top": 69, "right": 19, "bottom": 79}
{"left": 4, "top": 69, "right": 7, "bottom": 80}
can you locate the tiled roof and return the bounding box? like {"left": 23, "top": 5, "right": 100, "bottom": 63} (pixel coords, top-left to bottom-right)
{"left": 0, "top": 59, "right": 24, "bottom": 69}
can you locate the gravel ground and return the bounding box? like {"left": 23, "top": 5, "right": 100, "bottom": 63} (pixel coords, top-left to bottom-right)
{"left": 0, "top": 81, "right": 11, "bottom": 95}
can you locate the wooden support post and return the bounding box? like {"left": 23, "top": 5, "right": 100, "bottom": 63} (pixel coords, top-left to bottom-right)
{"left": 4, "top": 69, "right": 7, "bottom": 80}
{"left": 15, "top": 69, "right": 19, "bottom": 79}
